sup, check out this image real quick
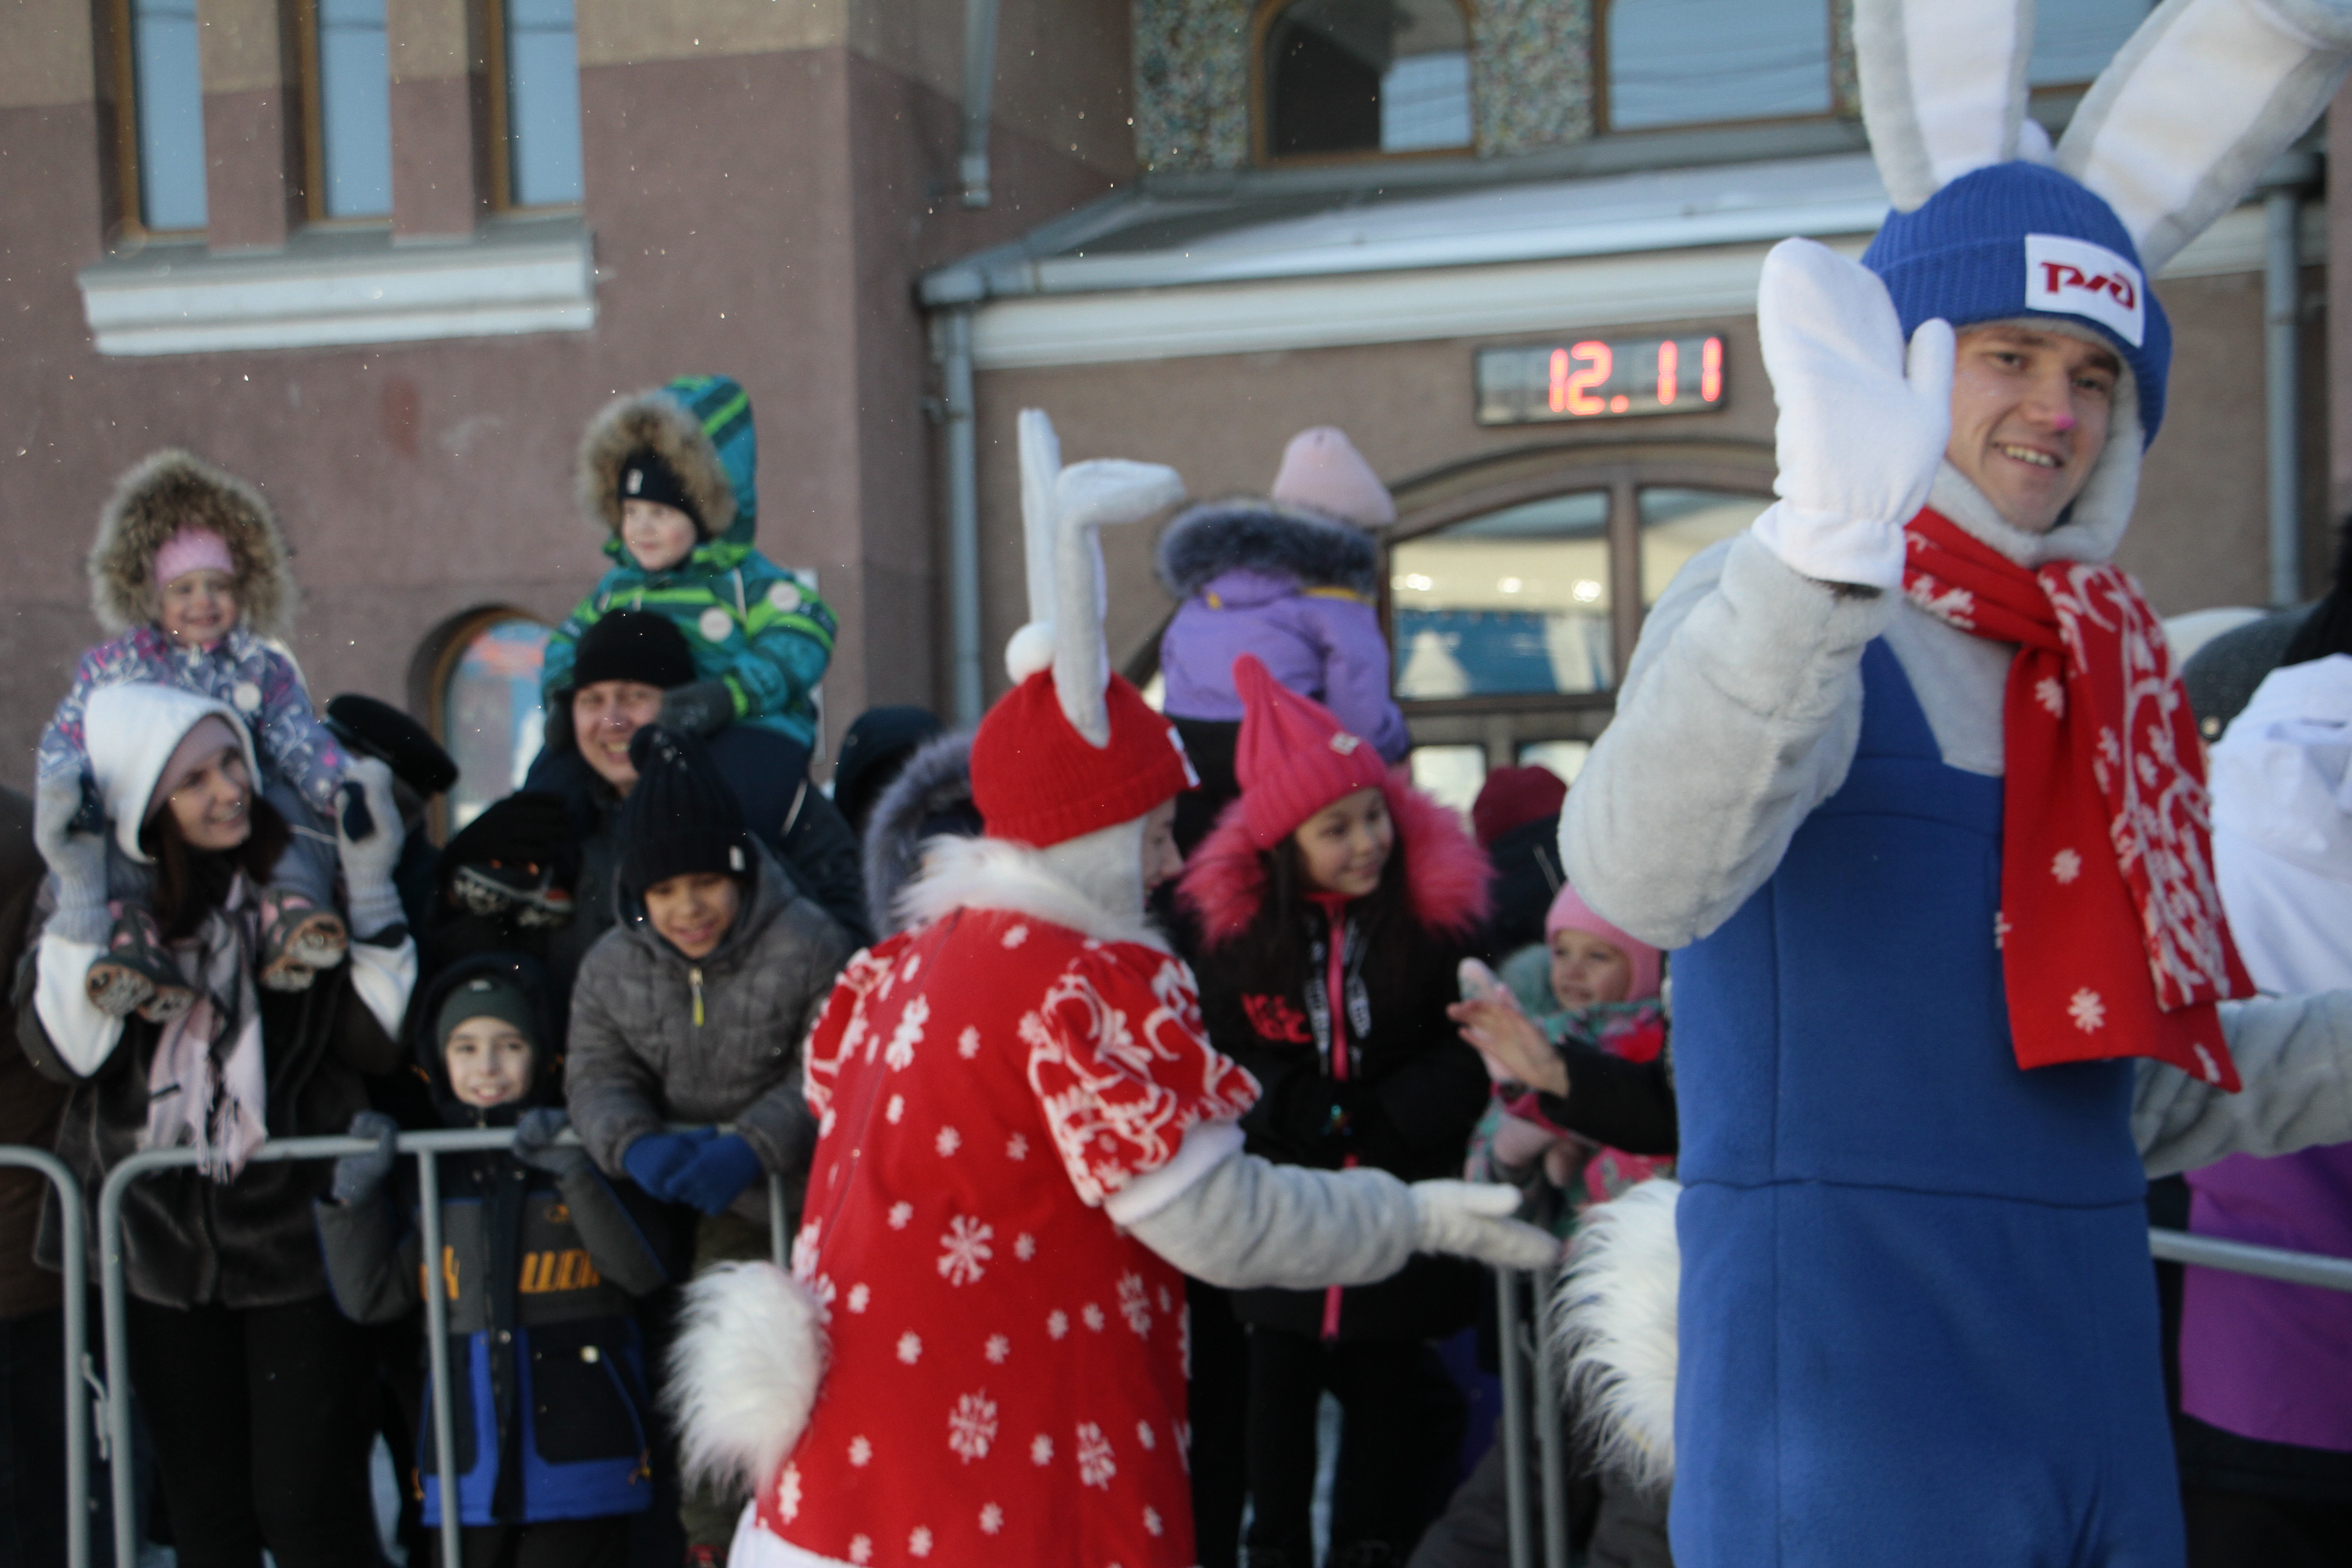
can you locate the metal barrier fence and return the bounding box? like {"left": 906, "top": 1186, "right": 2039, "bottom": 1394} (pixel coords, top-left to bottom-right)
{"left": 1489, "top": 1225, "right": 2352, "bottom": 1568}
{"left": 0, "top": 1135, "right": 2347, "bottom": 1568}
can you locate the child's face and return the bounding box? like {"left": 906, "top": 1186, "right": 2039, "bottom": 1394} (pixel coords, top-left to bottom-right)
{"left": 158, "top": 568, "right": 237, "bottom": 647}
{"left": 445, "top": 1018, "right": 535, "bottom": 1108}
{"left": 645, "top": 871, "right": 742, "bottom": 959}
{"left": 1550, "top": 928, "right": 1634, "bottom": 1008}
{"left": 1291, "top": 786, "right": 1394, "bottom": 900}
{"left": 621, "top": 500, "right": 699, "bottom": 573}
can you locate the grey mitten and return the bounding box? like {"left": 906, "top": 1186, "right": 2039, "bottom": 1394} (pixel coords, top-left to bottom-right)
{"left": 331, "top": 1111, "right": 400, "bottom": 1205}
{"left": 335, "top": 757, "right": 406, "bottom": 937}
{"left": 512, "top": 1107, "right": 588, "bottom": 1177}
{"left": 35, "top": 772, "right": 112, "bottom": 945}
{"left": 658, "top": 680, "right": 736, "bottom": 739}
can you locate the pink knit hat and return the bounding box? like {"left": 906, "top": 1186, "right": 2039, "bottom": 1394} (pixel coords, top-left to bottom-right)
{"left": 153, "top": 525, "right": 234, "bottom": 588}
{"left": 1269, "top": 427, "right": 1395, "bottom": 527}
{"left": 1545, "top": 884, "right": 1662, "bottom": 1002}
{"left": 1230, "top": 653, "right": 1390, "bottom": 847}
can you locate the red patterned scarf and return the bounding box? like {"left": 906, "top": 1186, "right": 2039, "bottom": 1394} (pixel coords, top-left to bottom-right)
{"left": 1901, "top": 508, "right": 2248, "bottom": 1089}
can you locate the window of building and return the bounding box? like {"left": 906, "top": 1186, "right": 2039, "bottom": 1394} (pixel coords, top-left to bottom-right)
{"left": 436, "top": 615, "right": 551, "bottom": 832}
{"left": 2030, "top": 0, "right": 2152, "bottom": 86}
{"left": 495, "top": 0, "right": 586, "bottom": 207}
{"left": 304, "top": 0, "right": 394, "bottom": 219}
{"left": 1386, "top": 455, "right": 1772, "bottom": 786}
{"left": 113, "top": 0, "right": 207, "bottom": 233}
{"left": 1605, "top": 0, "right": 1833, "bottom": 132}
{"left": 1259, "top": 0, "right": 1472, "bottom": 160}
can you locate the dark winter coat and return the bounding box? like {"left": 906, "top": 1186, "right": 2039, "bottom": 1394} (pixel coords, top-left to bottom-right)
{"left": 316, "top": 954, "right": 668, "bottom": 1527}
{"left": 565, "top": 849, "right": 854, "bottom": 1225}
{"left": 1180, "top": 780, "right": 1494, "bottom": 1341}
{"left": 16, "top": 937, "right": 406, "bottom": 1309}
{"left": 0, "top": 788, "right": 68, "bottom": 1322}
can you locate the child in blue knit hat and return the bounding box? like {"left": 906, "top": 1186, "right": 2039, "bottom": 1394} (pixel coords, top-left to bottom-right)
{"left": 542, "top": 375, "right": 838, "bottom": 753}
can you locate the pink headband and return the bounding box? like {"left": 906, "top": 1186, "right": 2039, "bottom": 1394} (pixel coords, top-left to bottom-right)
{"left": 153, "top": 526, "right": 233, "bottom": 589}
{"left": 1545, "top": 884, "right": 1663, "bottom": 1001}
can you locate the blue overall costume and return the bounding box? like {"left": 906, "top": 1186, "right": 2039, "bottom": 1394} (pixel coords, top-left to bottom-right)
{"left": 1667, "top": 642, "right": 2183, "bottom": 1567}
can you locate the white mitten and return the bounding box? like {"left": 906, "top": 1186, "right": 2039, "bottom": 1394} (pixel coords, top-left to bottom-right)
{"left": 1411, "top": 1179, "right": 1562, "bottom": 1271}
{"left": 1749, "top": 238, "right": 1955, "bottom": 590}
{"left": 335, "top": 757, "right": 406, "bottom": 937}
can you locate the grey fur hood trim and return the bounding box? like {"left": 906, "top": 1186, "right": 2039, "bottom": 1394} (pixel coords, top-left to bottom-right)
{"left": 577, "top": 387, "right": 737, "bottom": 539}
{"left": 90, "top": 449, "right": 298, "bottom": 641}
{"left": 1156, "top": 499, "right": 1380, "bottom": 599}
{"left": 862, "top": 729, "right": 975, "bottom": 938}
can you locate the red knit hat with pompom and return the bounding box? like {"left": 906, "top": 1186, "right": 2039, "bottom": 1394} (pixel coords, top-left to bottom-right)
{"left": 1230, "top": 653, "right": 1391, "bottom": 848}
{"left": 970, "top": 670, "right": 1198, "bottom": 848}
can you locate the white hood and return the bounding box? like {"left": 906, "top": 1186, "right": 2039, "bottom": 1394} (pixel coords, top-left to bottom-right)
{"left": 83, "top": 682, "right": 257, "bottom": 864}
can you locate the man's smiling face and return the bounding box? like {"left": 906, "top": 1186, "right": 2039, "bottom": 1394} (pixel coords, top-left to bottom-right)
{"left": 1944, "top": 323, "right": 2121, "bottom": 536}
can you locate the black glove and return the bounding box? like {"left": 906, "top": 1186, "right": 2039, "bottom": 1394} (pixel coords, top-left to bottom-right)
{"left": 331, "top": 1111, "right": 400, "bottom": 1205}
{"left": 658, "top": 680, "right": 736, "bottom": 739}
{"left": 512, "top": 1107, "right": 588, "bottom": 1176}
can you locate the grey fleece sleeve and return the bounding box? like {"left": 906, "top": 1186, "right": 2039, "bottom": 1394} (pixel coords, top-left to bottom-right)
{"left": 1124, "top": 1148, "right": 1421, "bottom": 1292}
{"left": 1558, "top": 534, "right": 1895, "bottom": 947}
{"left": 733, "top": 900, "right": 855, "bottom": 1181}
{"left": 2136, "top": 990, "right": 2352, "bottom": 1179}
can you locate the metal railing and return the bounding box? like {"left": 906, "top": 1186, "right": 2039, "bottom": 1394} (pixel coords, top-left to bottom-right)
{"left": 1489, "top": 1224, "right": 2352, "bottom": 1568}
{"left": 0, "top": 1147, "right": 89, "bottom": 1568}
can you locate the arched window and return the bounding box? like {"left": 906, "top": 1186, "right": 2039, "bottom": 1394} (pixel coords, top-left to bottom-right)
{"left": 1384, "top": 451, "right": 1772, "bottom": 811}
{"left": 1258, "top": 0, "right": 1472, "bottom": 161}
{"left": 430, "top": 612, "right": 553, "bottom": 833}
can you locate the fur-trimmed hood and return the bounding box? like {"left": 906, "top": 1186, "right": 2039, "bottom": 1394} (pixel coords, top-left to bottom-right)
{"left": 898, "top": 833, "right": 1170, "bottom": 952}
{"left": 861, "top": 728, "right": 979, "bottom": 939}
{"left": 576, "top": 375, "right": 754, "bottom": 545}
{"left": 1178, "top": 774, "right": 1492, "bottom": 947}
{"left": 89, "top": 449, "right": 298, "bottom": 640}
{"left": 1156, "top": 498, "right": 1381, "bottom": 600}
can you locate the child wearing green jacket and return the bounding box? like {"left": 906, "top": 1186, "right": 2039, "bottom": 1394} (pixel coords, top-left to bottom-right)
{"left": 543, "top": 375, "right": 837, "bottom": 751}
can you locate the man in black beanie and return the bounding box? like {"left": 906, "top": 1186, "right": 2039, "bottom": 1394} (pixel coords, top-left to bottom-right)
{"left": 564, "top": 725, "right": 856, "bottom": 1563}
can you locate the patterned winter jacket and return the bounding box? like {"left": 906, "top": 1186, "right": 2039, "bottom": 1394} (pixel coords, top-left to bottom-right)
{"left": 542, "top": 538, "right": 837, "bottom": 748}
{"left": 36, "top": 624, "right": 346, "bottom": 816}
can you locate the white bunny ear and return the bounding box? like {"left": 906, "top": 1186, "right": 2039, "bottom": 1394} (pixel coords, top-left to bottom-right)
{"left": 1017, "top": 409, "right": 1062, "bottom": 627}
{"left": 2059, "top": 0, "right": 2352, "bottom": 274}
{"left": 1048, "top": 459, "right": 1186, "bottom": 747}
{"left": 1856, "top": 0, "right": 2035, "bottom": 211}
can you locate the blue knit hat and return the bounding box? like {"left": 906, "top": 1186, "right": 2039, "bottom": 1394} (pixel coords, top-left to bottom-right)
{"left": 663, "top": 374, "right": 758, "bottom": 542}
{"left": 1860, "top": 161, "right": 2169, "bottom": 441}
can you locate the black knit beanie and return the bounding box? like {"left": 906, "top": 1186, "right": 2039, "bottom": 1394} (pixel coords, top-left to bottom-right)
{"left": 435, "top": 973, "right": 539, "bottom": 1055}
{"left": 619, "top": 725, "right": 754, "bottom": 900}
{"left": 618, "top": 447, "right": 702, "bottom": 532}
{"left": 571, "top": 609, "right": 697, "bottom": 692}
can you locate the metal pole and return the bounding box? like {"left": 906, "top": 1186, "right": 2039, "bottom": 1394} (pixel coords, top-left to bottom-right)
{"left": 417, "top": 1150, "right": 463, "bottom": 1568}
{"left": 2151, "top": 1226, "right": 2352, "bottom": 1293}
{"left": 2267, "top": 186, "right": 2304, "bottom": 608}
{"left": 0, "top": 1149, "right": 89, "bottom": 1568}
{"left": 943, "top": 308, "right": 985, "bottom": 724}
{"left": 959, "top": 0, "right": 1002, "bottom": 207}
{"left": 1531, "top": 1265, "right": 1570, "bottom": 1568}
{"left": 1496, "top": 1271, "right": 1534, "bottom": 1568}
{"left": 769, "top": 1170, "right": 790, "bottom": 1269}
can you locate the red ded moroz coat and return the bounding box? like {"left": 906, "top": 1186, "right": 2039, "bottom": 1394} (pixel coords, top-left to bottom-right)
{"left": 744, "top": 891, "right": 1259, "bottom": 1568}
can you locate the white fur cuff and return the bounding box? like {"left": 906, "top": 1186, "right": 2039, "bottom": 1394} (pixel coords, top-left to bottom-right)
{"left": 667, "top": 1262, "right": 829, "bottom": 1499}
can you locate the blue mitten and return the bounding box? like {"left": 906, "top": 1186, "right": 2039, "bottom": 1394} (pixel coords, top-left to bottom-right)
{"left": 670, "top": 1133, "right": 765, "bottom": 1215}
{"left": 622, "top": 1128, "right": 715, "bottom": 1200}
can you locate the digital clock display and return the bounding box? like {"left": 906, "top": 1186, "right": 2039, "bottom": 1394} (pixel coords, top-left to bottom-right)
{"left": 1474, "top": 334, "right": 1726, "bottom": 426}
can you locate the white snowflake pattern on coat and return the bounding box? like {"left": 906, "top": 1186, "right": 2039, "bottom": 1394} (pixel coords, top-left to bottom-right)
{"left": 939, "top": 1216, "right": 995, "bottom": 1286}
{"left": 948, "top": 1393, "right": 999, "bottom": 1462}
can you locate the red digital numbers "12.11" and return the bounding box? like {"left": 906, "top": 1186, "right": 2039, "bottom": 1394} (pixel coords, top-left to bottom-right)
{"left": 1547, "top": 337, "right": 1723, "bottom": 416}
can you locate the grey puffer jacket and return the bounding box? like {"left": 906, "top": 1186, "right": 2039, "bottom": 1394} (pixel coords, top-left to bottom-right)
{"left": 564, "top": 848, "right": 854, "bottom": 1223}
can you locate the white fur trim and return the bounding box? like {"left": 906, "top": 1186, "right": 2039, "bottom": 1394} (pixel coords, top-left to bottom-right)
{"left": 1549, "top": 1177, "right": 1681, "bottom": 1491}
{"left": 1104, "top": 1120, "right": 1246, "bottom": 1226}
{"left": 896, "top": 833, "right": 1169, "bottom": 951}
{"left": 666, "top": 1262, "right": 829, "bottom": 1499}
{"left": 1004, "top": 621, "right": 1055, "bottom": 684}
{"left": 728, "top": 1509, "right": 855, "bottom": 1568}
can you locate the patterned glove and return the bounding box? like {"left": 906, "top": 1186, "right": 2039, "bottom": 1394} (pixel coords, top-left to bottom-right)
{"left": 331, "top": 1111, "right": 401, "bottom": 1206}
{"left": 34, "top": 772, "right": 112, "bottom": 946}
{"left": 511, "top": 1107, "right": 588, "bottom": 1177}
{"left": 669, "top": 1133, "right": 765, "bottom": 1215}
{"left": 622, "top": 1128, "right": 716, "bottom": 1200}
{"left": 1411, "top": 1179, "right": 1561, "bottom": 1272}
{"left": 336, "top": 757, "right": 406, "bottom": 937}
{"left": 1748, "top": 237, "right": 1955, "bottom": 590}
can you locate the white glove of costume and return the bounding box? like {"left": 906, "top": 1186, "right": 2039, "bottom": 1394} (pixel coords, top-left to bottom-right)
{"left": 35, "top": 772, "right": 111, "bottom": 945}
{"left": 1749, "top": 238, "right": 1955, "bottom": 590}
{"left": 1411, "top": 1180, "right": 1563, "bottom": 1271}
{"left": 335, "top": 758, "right": 406, "bottom": 937}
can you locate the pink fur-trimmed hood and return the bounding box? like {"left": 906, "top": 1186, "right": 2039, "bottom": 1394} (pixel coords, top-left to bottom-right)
{"left": 1178, "top": 774, "right": 1492, "bottom": 947}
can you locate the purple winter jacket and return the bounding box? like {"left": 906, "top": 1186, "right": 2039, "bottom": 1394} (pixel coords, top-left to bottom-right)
{"left": 1154, "top": 500, "right": 1408, "bottom": 762}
